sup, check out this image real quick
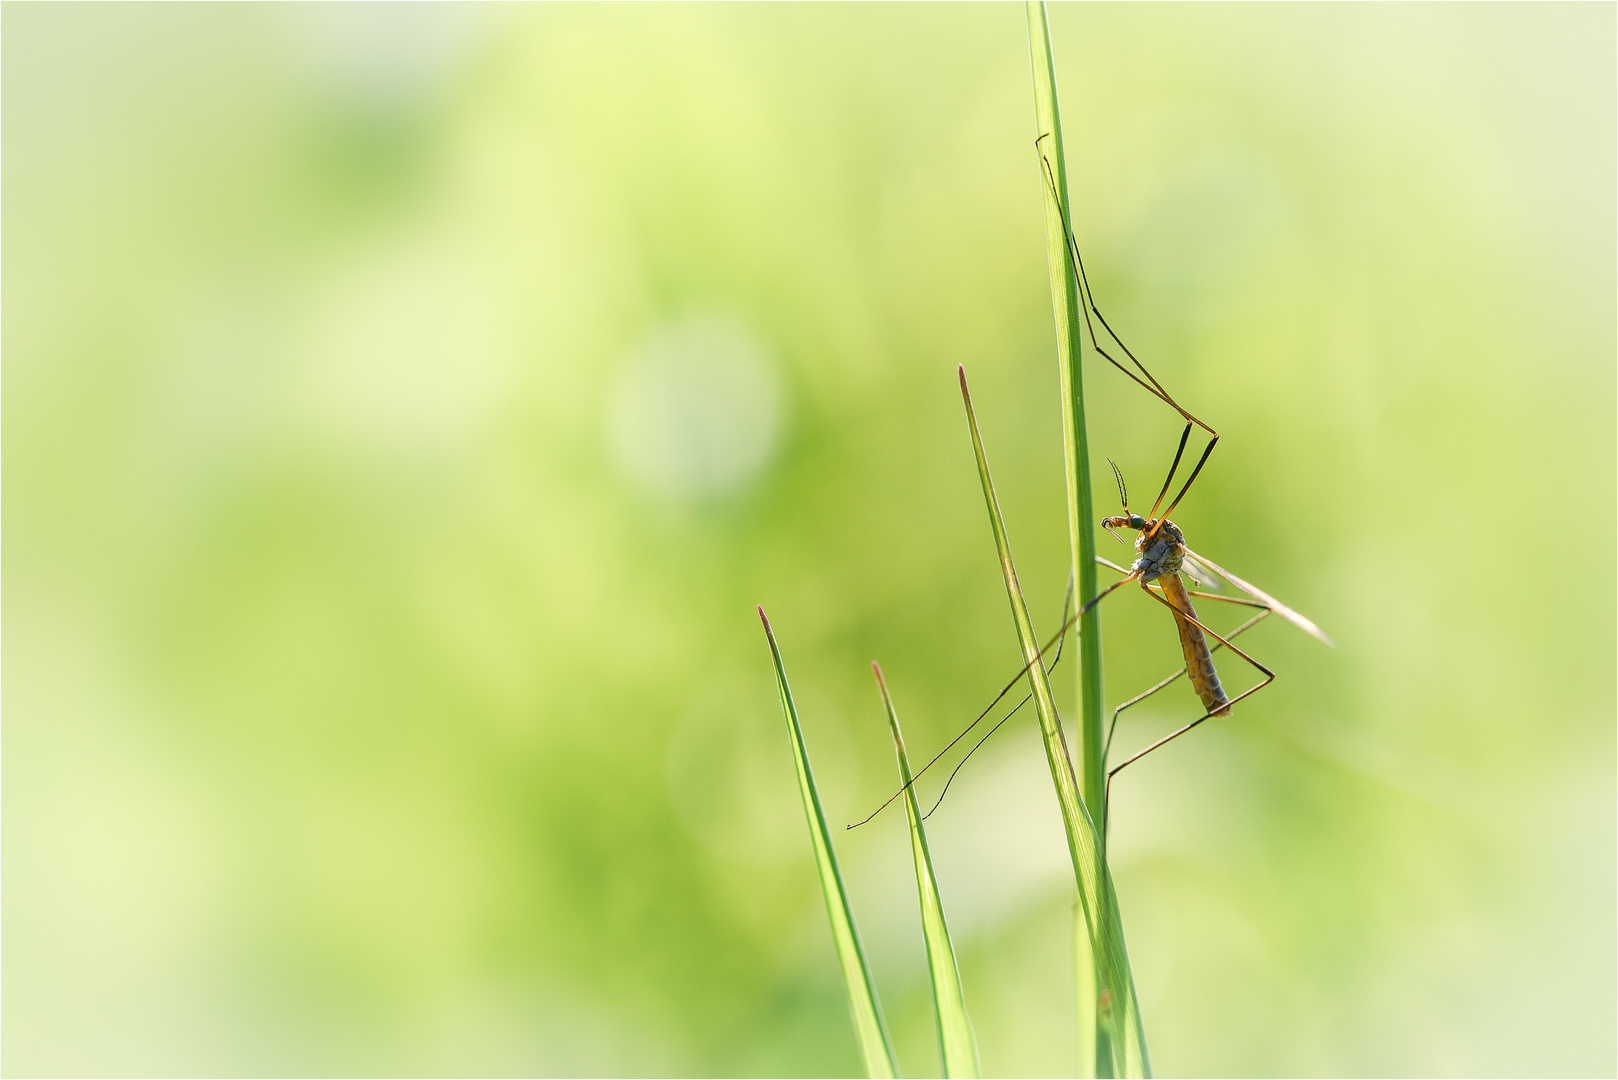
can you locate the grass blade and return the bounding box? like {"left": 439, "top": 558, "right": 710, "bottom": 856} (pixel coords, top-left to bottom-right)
{"left": 1025, "top": 5, "right": 1153, "bottom": 1076}
{"left": 1025, "top": 0, "right": 1108, "bottom": 828}
{"left": 759, "top": 607, "right": 898, "bottom": 1080}
{"left": 956, "top": 368, "right": 1150, "bottom": 1077}
{"left": 871, "top": 662, "right": 980, "bottom": 1079}
{"left": 1024, "top": 1, "right": 1110, "bottom": 1065}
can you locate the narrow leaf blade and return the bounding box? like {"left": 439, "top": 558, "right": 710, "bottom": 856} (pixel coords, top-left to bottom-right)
{"left": 760, "top": 608, "right": 898, "bottom": 1080}
{"left": 1025, "top": 8, "right": 1114, "bottom": 1068}
{"left": 1026, "top": 0, "right": 1108, "bottom": 839}
{"left": 957, "top": 369, "right": 1150, "bottom": 1078}
{"left": 1025, "top": 4, "right": 1158, "bottom": 1074}
{"left": 872, "top": 663, "right": 979, "bottom": 1079}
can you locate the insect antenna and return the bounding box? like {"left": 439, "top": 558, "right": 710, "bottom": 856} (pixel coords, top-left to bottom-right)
{"left": 1108, "top": 457, "right": 1129, "bottom": 511}
{"left": 1103, "top": 459, "right": 1133, "bottom": 544}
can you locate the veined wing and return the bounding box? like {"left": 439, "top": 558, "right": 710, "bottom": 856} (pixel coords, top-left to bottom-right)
{"left": 1178, "top": 550, "right": 1223, "bottom": 591}
{"left": 1179, "top": 544, "right": 1335, "bottom": 647}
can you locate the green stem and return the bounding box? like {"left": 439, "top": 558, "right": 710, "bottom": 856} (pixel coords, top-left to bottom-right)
{"left": 1025, "top": 0, "right": 1106, "bottom": 836}
{"left": 1024, "top": 5, "right": 1151, "bottom": 1076}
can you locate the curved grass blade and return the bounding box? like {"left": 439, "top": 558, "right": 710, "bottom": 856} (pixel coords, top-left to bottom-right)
{"left": 957, "top": 369, "right": 1150, "bottom": 1078}
{"left": 871, "top": 662, "right": 980, "bottom": 1079}
{"left": 759, "top": 607, "right": 899, "bottom": 1080}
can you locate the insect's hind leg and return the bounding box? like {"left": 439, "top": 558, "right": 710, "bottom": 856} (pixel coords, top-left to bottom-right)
{"left": 1102, "top": 598, "right": 1270, "bottom": 764}
{"left": 1091, "top": 562, "right": 1259, "bottom": 768}
{"left": 914, "top": 567, "right": 1142, "bottom": 824}
{"left": 1103, "top": 589, "right": 1275, "bottom": 821}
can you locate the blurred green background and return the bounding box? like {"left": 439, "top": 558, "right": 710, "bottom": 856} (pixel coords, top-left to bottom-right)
{"left": 5, "top": 4, "right": 1613, "bottom": 1077}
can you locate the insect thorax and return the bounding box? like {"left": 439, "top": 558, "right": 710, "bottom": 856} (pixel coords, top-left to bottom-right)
{"left": 1131, "top": 518, "right": 1185, "bottom": 581}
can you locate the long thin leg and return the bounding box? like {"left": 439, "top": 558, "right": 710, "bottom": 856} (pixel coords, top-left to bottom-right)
{"left": 1076, "top": 569, "right": 1139, "bottom": 621}
{"left": 1102, "top": 602, "right": 1269, "bottom": 764}
{"left": 1033, "top": 139, "right": 1218, "bottom": 436}
{"left": 1087, "top": 561, "right": 1244, "bottom": 764}
{"left": 920, "top": 576, "right": 1083, "bottom": 821}
{"left": 1032, "top": 139, "right": 1223, "bottom": 538}
{"left": 1100, "top": 604, "right": 1269, "bottom": 844}
{"left": 1036, "top": 157, "right": 1185, "bottom": 417}
{"left": 847, "top": 567, "right": 1137, "bottom": 829}
{"left": 919, "top": 562, "right": 1191, "bottom": 822}
{"left": 1036, "top": 141, "right": 1188, "bottom": 419}
{"left": 1102, "top": 583, "right": 1278, "bottom": 815}
{"left": 1152, "top": 436, "right": 1219, "bottom": 526}
{"left": 1147, "top": 423, "right": 1193, "bottom": 518}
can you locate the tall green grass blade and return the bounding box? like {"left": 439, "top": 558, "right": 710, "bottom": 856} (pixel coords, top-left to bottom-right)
{"left": 956, "top": 369, "right": 1150, "bottom": 1077}
{"left": 1025, "top": 0, "right": 1110, "bottom": 1062}
{"left": 871, "top": 662, "right": 980, "bottom": 1079}
{"left": 1024, "top": 6, "right": 1152, "bottom": 1076}
{"left": 1025, "top": 0, "right": 1107, "bottom": 860}
{"left": 759, "top": 607, "right": 899, "bottom": 1080}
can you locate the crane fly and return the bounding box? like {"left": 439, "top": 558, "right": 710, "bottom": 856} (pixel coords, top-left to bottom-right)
{"left": 847, "top": 136, "right": 1332, "bottom": 831}
{"left": 1090, "top": 458, "right": 1334, "bottom": 808}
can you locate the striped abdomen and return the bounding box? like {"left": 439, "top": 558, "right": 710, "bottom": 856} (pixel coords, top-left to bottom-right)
{"left": 1160, "top": 572, "right": 1231, "bottom": 717}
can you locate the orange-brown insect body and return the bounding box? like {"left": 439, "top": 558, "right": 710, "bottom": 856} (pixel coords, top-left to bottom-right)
{"left": 1160, "top": 571, "right": 1232, "bottom": 717}
{"left": 1101, "top": 514, "right": 1233, "bottom": 718}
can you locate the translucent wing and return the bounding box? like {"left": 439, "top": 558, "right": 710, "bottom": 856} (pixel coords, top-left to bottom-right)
{"left": 1179, "top": 545, "right": 1335, "bottom": 646}
{"left": 1178, "top": 551, "right": 1223, "bottom": 591}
